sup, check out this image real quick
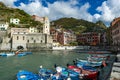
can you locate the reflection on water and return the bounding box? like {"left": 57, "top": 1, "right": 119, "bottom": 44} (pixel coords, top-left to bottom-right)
{"left": 0, "top": 50, "right": 115, "bottom": 80}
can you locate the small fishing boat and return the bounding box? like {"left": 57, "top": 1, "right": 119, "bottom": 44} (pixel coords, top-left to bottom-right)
{"left": 0, "top": 53, "right": 6, "bottom": 56}
{"left": 68, "top": 65, "right": 98, "bottom": 80}
{"left": 54, "top": 66, "right": 80, "bottom": 80}
{"left": 19, "top": 52, "right": 32, "bottom": 55}
{"left": 17, "top": 70, "right": 42, "bottom": 80}
{"left": 39, "top": 66, "right": 53, "bottom": 79}
{"left": 0, "top": 52, "right": 15, "bottom": 57}
{"left": 76, "top": 59, "right": 103, "bottom": 68}
{"left": 17, "top": 52, "right": 32, "bottom": 57}
{"left": 17, "top": 53, "right": 27, "bottom": 57}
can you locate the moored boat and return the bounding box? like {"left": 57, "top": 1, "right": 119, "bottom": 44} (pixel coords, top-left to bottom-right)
{"left": 0, "top": 52, "right": 15, "bottom": 57}
{"left": 17, "top": 52, "right": 32, "bottom": 57}
{"left": 68, "top": 65, "right": 98, "bottom": 80}
{"left": 39, "top": 66, "right": 53, "bottom": 79}
{"left": 17, "top": 53, "right": 27, "bottom": 57}
{"left": 76, "top": 59, "right": 103, "bottom": 68}
{"left": 17, "top": 70, "right": 41, "bottom": 80}
{"left": 55, "top": 66, "right": 80, "bottom": 80}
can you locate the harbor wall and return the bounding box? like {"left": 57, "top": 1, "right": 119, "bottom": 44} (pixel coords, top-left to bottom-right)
{"left": 110, "top": 52, "right": 120, "bottom": 80}
{"left": 52, "top": 46, "right": 90, "bottom": 50}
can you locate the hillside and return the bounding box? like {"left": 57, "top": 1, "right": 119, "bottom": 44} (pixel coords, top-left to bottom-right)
{"left": 0, "top": 2, "right": 42, "bottom": 27}
{"left": 51, "top": 17, "right": 107, "bottom": 34}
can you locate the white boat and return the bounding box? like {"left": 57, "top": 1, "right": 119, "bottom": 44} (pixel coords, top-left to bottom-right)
{"left": 0, "top": 52, "right": 15, "bottom": 57}
{"left": 6, "top": 52, "right": 15, "bottom": 57}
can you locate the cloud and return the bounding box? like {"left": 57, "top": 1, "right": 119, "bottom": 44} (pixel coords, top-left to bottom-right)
{"left": 16, "top": 0, "right": 93, "bottom": 22}
{"left": 94, "top": 0, "right": 120, "bottom": 26}
{"left": 1, "top": 0, "right": 120, "bottom": 27}
{"left": 0, "top": 0, "right": 18, "bottom": 7}
{"left": 18, "top": 0, "right": 49, "bottom": 17}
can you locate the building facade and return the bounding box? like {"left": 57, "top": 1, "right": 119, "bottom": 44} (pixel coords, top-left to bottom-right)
{"left": 50, "top": 28, "right": 76, "bottom": 45}
{"left": 50, "top": 28, "right": 58, "bottom": 42}
{"left": 11, "top": 28, "right": 29, "bottom": 50}
{"left": 77, "top": 32, "right": 101, "bottom": 45}
{"left": 110, "top": 17, "right": 120, "bottom": 46}
{"left": 32, "top": 15, "right": 50, "bottom": 35}
{"left": 100, "top": 32, "right": 107, "bottom": 45}
{"left": 11, "top": 28, "right": 52, "bottom": 50}
{"left": 10, "top": 18, "right": 20, "bottom": 25}
{"left": 0, "top": 22, "right": 9, "bottom": 30}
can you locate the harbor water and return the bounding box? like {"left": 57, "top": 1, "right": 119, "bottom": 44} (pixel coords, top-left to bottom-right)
{"left": 0, "top": 50, "right": 115, "bottom": 80}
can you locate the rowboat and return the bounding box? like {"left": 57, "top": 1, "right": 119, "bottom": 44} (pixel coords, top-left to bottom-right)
{"left": 19, "top": 52, "right": 32, "bottom": 55}
{"left": 17, "top": 70, "right": 41, "bottom": 80}
{"left": 39, "top": 67, "right": 53, "bottom": 79}
{"left": 0, "top": 52, "right": 15, "bottom": 57}
{"left": 54, "top": 66, "right": 80, "bottom": 80}
{"left": 17, "top": 53, "right": 27, "bottom": 57}
{"left": 76, "top": 59, "right": 103, "bottom": 68}
{"left": 17, "top": 52, "right": 32, "bottom": 57}
{"left": 68, "top": 65, "right": 98, "bottom": 80}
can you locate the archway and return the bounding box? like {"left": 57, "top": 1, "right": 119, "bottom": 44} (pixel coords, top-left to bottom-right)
{"left": 17, "top": 45, "right": 24, "bottom": 50}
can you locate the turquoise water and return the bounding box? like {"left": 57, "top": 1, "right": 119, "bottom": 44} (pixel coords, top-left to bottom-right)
{"left": 0, "top": 50, "right": 115, "bottom": 80}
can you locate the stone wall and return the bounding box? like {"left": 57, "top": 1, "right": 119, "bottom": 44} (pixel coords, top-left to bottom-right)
{"left": 26, "top": 43, "right": 52, "bottom": 51}
{"left": 110, "top": 53, "right": 120, "bottom": 80}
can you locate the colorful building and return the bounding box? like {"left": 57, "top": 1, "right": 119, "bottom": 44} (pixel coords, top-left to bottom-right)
{"left": 50, "top": 28, "right": 76, "bottom": 45}
{"left": 110, "top": 17, "right": 120, "bottom": 46}
{"left": 77, "top": 32, "right": 101, "bottom": 45}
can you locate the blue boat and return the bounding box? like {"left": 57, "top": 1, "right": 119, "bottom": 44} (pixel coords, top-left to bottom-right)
{"left": 17, "top": 70, "right": 41, "bottom": 80}
{"left": 19, "top": 52, "right": 32, "bottom": 55}
{"left": 17, "top": 53, "right": 27, "bottom": 57}
{"left": 0, "top": 52, "right": 15, "bottom": 57}
{"left": 76, "top": 59, "right": 102, "bottom": 68}
{"left": 53, "top": 66, "right": 80, "bottom": 80}
{"left": 0, "top": 53, "right": 6, "bottom": 56}
{"left": 17, "top": 52, "right": 32, "bottom": 57}
{"left": 39, "top": 68, "right": 53, "bottom": 79}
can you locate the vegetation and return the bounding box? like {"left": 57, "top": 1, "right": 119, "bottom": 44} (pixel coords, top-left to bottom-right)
{"left": 51, "top": 17, "right": 107, "bottom": 34}
{"left": 69, "top": 42, "right": 78, "bottom": 46}
{"left": 0, "top": 2, "right": 42, "bottom": 28}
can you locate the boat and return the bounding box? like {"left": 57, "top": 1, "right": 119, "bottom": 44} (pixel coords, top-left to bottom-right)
{"left": 0, "top": 52, "right": 15, "bottom": 57}
{"left": 39, "top": 66, "right": 53, "bottom": 79}
{"left": 17, "top": 70, "right": 42, "bottom": 80}
{"left": 0, "top": 53, "right": 6, "bottom": 56}
{"left": 54, "top": 66, "right": 80, "bottom": 80}
{"left": 76, "top": 59, "right": 103, "bottom": 68}
{"left": 17, "top": 52, "right": 32, "bottom": 57}
{"left": 17, "top": 53, "right": 27, "bottom": 57}
{"left": 19, "top": 52, "right": 32, "bottom": 55}
{"left": 68, "top": 65, "right": 98, "bottom": 80}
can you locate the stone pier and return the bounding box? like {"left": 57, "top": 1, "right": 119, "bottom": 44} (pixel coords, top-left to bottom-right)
{"left": 110, "top": 53, "right": 120, "bottom": 80}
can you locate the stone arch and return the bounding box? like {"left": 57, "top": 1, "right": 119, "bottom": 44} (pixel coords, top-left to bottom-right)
{"left": 17, "top": 45, "right": 24, "bottom": 50}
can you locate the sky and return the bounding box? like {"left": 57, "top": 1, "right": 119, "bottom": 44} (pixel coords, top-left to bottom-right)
{"left": 0, "top": 0, "right": 120, "bottom": 27}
